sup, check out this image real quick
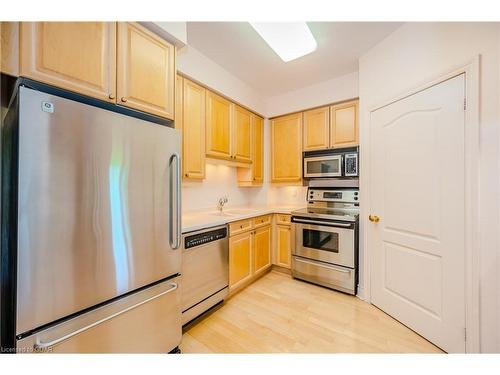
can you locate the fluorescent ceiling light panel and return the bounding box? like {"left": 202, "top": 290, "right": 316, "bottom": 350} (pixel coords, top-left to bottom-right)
{"left": 250, "top": 22, "right": 317, "bottom": 62}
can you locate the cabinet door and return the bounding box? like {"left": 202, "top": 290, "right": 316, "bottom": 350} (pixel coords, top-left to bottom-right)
{"left": 330, "top": 100, "right": 359, "bottom": 148}
{"left": 183, "top": 79, "right": 206, "bottom": 179}
{"left": 206, "top": 91, "right": 232, "bottom": 160}
{"left": 271, "top": 113, "right": 303, "bottom": 183}
{"left": 233, "top": 105, "right": 252, "bottom": 163}
{"left": 237, "top": 115, "right": 263, "bottom": 186}
{"left": 229, "top": 231, "right": 253, "bottom": 290}
{"left": 253, "top": 226, "right": 271, "bottom": 274}
{"left": 20, "top": 22, "right": 116, "bottom": 102}
{"left": 117, "top": 22, "right": 175, "bottom": 119}
{"left": 1, "top": 22, "right": 19, "bottom": 76}
{"left": 303, "top": 106, "right": 330, "bottom": 151}
{"left": 276, "top": 225, "right": 291, "bottom": 269}
{"left": 175, "top": 74, "right": 183, "bottom": 131}
{"left": 252, "top": 116, "right": 264, "bottom": 182}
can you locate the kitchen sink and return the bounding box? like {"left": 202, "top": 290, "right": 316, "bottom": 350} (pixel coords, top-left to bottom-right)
{"left": 209, "top": 212, "right": 236, "bottom": 217}
{"left": 223, "top": 208, "right": 259, "bottom": 215}
{"left": 208, "top": 208, "right": 259, "bottom": 217}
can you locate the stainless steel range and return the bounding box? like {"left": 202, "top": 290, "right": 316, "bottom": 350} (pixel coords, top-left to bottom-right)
{"left": 291, "top": 187, "right": 359, "bottom": 295}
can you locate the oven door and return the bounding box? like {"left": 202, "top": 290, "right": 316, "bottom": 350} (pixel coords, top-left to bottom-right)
{"left": 292, "top": 218, "right": 355, "bottom": 268}
{"left": 303, "top": 155, "right": 342, "bottom": 178}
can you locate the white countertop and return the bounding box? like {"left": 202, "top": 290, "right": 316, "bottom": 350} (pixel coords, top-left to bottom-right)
{"left": 182, "top": 205, "right": 305, "bottom": 233}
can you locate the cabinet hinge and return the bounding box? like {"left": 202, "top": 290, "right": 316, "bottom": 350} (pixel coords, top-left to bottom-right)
{"left": 464, "top": 327, "right": 467, "bottom": 341}
{"left": 464, "top": 98, "right": 467, "bottom": 110}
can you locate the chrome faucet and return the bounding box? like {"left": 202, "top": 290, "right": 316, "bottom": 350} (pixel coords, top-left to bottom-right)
{"left": 217, "top": 196, "right": 228, "bottom": 212}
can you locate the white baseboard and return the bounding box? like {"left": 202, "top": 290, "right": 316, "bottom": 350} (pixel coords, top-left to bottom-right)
{"left": 356, "top": 286, "right": 369, "bottom": 302}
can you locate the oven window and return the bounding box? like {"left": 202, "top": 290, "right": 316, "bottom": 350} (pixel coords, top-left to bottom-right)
{"left": 306, "top": 158, "right": 340, "bottom": 175}
{"left": 302, "top": 229, "right": 339, "bottom": 253}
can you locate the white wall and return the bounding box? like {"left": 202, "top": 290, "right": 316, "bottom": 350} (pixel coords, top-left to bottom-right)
{"left": 358, "top": 22, "right": 500, "bottom": 353}
{"left": 177, "top": 45, "right": 266, "bottom": 115}
{"left": 265, "top": 71, "right": 359, "bottom": 117}
{"left": 181, "top": 118, "right": 309, "bottom": 213}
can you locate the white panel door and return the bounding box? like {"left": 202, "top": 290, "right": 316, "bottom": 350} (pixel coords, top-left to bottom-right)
{"left": 369, "top": 74, "right": 466, "bottom": 353}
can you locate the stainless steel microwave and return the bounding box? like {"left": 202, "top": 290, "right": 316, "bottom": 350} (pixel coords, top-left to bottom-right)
{"left": 303, "top": 147, "right": 359, "bottom": 178}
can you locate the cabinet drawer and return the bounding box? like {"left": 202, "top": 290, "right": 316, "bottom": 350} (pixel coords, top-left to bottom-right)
{"left": 276, "top": 214, "right": 291, "bottom": 225}
{"left": 252, "top": 215, "right": 271, "bottom": 228}
{"left": 229, "top": 219, "right": 253, "bottom": 236}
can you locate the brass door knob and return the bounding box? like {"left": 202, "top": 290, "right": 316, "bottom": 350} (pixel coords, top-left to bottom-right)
{"left": 369, "top": 215, "right": 380, "bottom": 223}
{"left": 121, "top": 97, "right": 127, "bottom": 103}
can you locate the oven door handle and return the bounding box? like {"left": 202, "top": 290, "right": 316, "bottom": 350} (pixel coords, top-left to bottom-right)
{"left": 294, "top": 257, "right": 351, "bottom": 273}
{"left": 292, "top": 218, "right": 353, "bottom": 228}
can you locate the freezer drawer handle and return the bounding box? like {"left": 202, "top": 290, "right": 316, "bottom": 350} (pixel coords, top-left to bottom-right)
{"left": 169, "top": 153, "right": 182, "bottom": 249}
{"left": 33, "top": 282, "right": 178, "bottom": 350}
{"left": 294, "top": 257, "right": 351, "bottom": 273}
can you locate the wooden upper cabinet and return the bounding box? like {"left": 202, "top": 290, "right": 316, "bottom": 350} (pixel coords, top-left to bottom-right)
{"left": 330, "top": 100, "right": 359, "bottom": 148}
{"left": 303, "top": 106, "right": 330, "bottom": 151}
{"left": 20, "top": 22, "right": 116, "bottom": 102}
{"left": 271, "top": 113, "right": 303, "bottom": 183}
{"left": 117, "top": 22, "right": 175, "bottom": 119}
{"left": 1, "top": 22, "right": 19, "bottom": 77}
{"left": 252, "top": 116, "right": 264, "bottom": 183}
{"left": 182, "top": 78, "right": 206, "bottom": 179}
{"left": 206, "top": 91, "right": 232, "bottom": 160}
{"left": 237, "top": 114, "right": 263, "bottom": 186}
{"left": 175, "top": 74, "right": 183, "bottom": 131}
{"left": 233, "top": 105, "right": 253, "bottom": 163}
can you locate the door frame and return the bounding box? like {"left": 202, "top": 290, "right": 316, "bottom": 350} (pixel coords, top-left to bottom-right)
{"left": 360, "top": 57, "right": 480, "bottom": 353}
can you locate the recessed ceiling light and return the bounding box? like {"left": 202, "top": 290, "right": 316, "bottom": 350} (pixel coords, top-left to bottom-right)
{"left": 249, "top": 22, "right": 317, "bottom": 62}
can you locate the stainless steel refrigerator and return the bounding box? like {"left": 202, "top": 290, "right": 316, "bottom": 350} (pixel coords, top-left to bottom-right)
{"left": 1, "top": 80, "right": 182, "bottom": 353}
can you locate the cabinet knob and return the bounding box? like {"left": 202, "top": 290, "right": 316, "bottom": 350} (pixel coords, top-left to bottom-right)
{"left": 240, "top": 225, "right": 243, "bottom": 229}
{"left": 108, "top": 94, "right": 116, "bottom": 100}
{"left": 369, "top": 215, "right": 380, "bottom": 223}
{"left": 121, "top": 97, "right": 127, "bottom": 103}
{"left": 185, "top": 173, "right": 189, "bottom": 177}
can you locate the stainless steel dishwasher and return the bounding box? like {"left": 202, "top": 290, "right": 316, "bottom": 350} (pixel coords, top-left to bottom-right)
{"left": 181, "top": 224, "right": 229, "bottom": 325}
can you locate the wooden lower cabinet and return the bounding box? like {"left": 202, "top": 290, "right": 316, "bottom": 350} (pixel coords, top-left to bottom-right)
{"left": 229, "top": 217, "right": 272, "bottom": 292}
{"left": 229, "top": 231, "right": 253, "bottom": 290}
{"left": 253, "top": 226, "right": 271, "bottom": 274}
{"left": 276, "top": 224, "right": 292, "bottom": 269}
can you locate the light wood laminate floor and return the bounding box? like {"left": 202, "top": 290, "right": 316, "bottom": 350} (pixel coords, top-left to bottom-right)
{"left": 181, "top": 271, "right": 444, "bottom": 353}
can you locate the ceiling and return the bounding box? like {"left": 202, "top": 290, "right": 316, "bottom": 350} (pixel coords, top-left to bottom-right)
{"left": 186, "top": 22, "right": 402, "bottom": 97}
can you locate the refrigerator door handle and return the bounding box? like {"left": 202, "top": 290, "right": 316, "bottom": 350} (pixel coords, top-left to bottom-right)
{"left": 33, "top": 282, "right": 178, "bottom": 350}
{"left": 169, "top": 153, "right": 182, "bottom": 250}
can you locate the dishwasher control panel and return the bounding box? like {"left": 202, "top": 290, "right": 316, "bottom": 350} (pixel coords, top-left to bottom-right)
{"left": 184, "top": 227, "right": 228, "bottom": 249}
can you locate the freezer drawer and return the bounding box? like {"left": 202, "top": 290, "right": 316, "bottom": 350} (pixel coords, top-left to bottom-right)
{"left": 291, "top": 256, "right": 356, "bottom": 295}
{"left": 16, "top": 278, "right": 181, "bottom": 353}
